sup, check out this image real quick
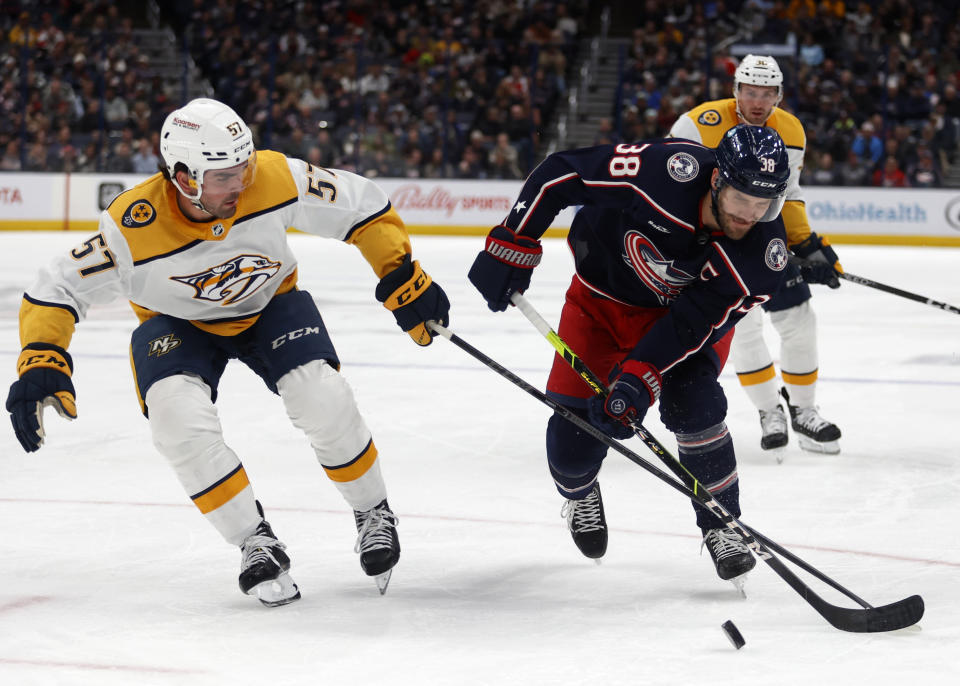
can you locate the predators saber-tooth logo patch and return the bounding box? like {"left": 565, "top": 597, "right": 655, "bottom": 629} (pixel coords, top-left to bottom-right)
{"left": 122, "top": 199, "right": 157, "bottom": 227}
{"left": 172, "top": 254, "right": 282, "bottom": 305}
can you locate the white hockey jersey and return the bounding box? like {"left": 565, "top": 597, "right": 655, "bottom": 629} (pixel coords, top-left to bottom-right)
{"left": 18, "top": 150, "right": 412, "bottom": 349}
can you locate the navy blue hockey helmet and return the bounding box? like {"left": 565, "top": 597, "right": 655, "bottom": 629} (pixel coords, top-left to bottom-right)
{"left": 714, "top": 124, "right": 789, "bottom": 222}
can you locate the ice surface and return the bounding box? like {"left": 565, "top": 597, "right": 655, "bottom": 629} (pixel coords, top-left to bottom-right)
{"left": 1, "top": 232, "right": 957, "bottom": 685}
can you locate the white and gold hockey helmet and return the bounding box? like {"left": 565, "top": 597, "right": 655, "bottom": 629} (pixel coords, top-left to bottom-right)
{"left": 733, "top": 54, "right": 784, "bottom": 103}
{"left": 160, "top": 98, "right": 257, "bottom": 206}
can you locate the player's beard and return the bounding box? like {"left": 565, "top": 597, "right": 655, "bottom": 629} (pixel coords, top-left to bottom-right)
{"left": 716, "top": 206, "right": 756, "bottom": 240}
{"left": 206, "top": 194, "right": 240, "bottom": 219}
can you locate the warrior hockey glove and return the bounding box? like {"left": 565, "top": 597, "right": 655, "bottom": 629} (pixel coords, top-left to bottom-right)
{"left": 376, "top": 254, "right": 450, "bottom": 346}
{"left": 468, "top": 225, "right": 543, "bottom": 312}
{"left": 586, "top": 361, "right": 662, "bottom": 440}
{"left": 6, "top": 343, "right": 77, "bottom": 453}
{"left": 793, "top": 232, "right": 842, "bottom": 289}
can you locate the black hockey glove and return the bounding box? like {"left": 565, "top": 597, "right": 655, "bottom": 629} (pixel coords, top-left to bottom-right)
{"left": 468, "top": 225, "right": 543, "bottom": 312}
{"left": 793, "top": 232, "right": 842, "bottom": 289}
{"left": 376, "top": 254, "right": 450, "bottom": 346}
{"left": 586, "top": 360, "right": 662, "bottom": 440}
{"left": 6, "top": 343, "right": 77, "bottom": 452}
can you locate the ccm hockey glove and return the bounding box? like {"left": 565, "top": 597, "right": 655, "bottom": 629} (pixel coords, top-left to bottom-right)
{"left": 586, "top": 360, "right": 662, "bottom": 440}
{"left": 6, "top": 343, "right": 77, "bottom": 452}
{"left": 468, "top": 225, "right": 543, "bottom": 312}
{"left": 793, "top": 232, "right": 842, "bottom": 289}
{"left": 376, "top": 254, "right": 450, "bottom": 346}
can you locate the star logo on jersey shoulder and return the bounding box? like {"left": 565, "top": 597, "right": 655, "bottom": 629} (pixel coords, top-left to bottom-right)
{"left": 698, "top": 109, "right": 722, "bottom": 126}
{"left": 122, "top": 199, "right": 156, "bottom": 227}
{"left": 513, "top": 200, "right": 527, "bottom": 213}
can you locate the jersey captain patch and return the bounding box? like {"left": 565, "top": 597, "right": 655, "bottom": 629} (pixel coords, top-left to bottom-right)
{"left": 122, "top": 199, "right": 157, "bottom": 228}
{"left": 765, "top": 238, "right": 788, "bottom": 271}
{"left": 666, "top": 152, "right": 699, "bottom": 182}
{"left": 697, "top": 110, "right": 722, "bottom": 126}
{"left": 171, "top": 253, "right": 282, "bottom": 305}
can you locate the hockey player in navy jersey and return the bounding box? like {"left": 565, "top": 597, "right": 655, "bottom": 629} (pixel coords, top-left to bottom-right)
{"left": 469, "top": 125, "right": 790, "bottom": 584}
{"left": 5, "top": 98, "right": 450, "bottom": 604}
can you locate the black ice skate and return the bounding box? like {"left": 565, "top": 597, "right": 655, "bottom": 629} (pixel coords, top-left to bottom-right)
{"left": 781, "top": 387, "right": 841, "bottom": 454}
{"left": 354, "top": 499, "right": 400, "bottom": 595}
{"left": 239, "top": 502, "right": 300, "bottom": 607}
{"left": 702, "top": 528, "right": 756, "bottom": 595}
{"left": 758, "top": 404, "right": 788, "bottom": 463}
{"left": 560, "top": 483, "right": 608, "bottom": 561}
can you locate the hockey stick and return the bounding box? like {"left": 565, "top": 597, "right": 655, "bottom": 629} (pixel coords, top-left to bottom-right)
{"left": 839, "top": 271, "right": 960, "bottom": 315}
{"left": 441, "top": 307, "right": 920, "bottom": 633}
{"left": 510, "top": 291, "right": 886, "bottom": 602}
{"left": 790, "top": 256, "right": 960, "bottom": 315}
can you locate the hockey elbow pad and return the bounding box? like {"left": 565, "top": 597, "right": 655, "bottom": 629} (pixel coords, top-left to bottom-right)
{"left": 6, "top": 343, "right": 77, "bottom": 452}
{"left": 376, "top": 255, "right": 450, "bottom": 346}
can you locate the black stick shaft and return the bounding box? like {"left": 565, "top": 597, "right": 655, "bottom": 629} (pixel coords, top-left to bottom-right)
{"left": 840, "top": 271, "right": 960, "bottom": 315}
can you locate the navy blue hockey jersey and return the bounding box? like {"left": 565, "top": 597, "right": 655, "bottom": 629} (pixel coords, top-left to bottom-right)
{"left": 503, "top": 140, "right": 789, "bottom": 373}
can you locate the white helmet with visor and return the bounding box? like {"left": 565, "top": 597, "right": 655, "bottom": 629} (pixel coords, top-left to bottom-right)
{"left": 733, "top": 54, "right": 783, "bottom": 123}
{"left": 160, "top": 98, "right": 256, "bottom": 211}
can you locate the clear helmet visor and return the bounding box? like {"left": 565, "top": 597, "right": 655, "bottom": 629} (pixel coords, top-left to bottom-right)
{"left": 719, "top": 184, "right": 785, "bottom": 224}
{"left": 199, "top": 151, "right": 257, "bottom": 196}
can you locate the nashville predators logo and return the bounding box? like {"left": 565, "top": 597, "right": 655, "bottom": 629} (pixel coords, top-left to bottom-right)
{"left": 148, "top": 334, "right": 181, "bottom": 356}
{"left": 122, "top": 199, "right": 157, "bottom": 227}
{"left": 171, "top": 254, "right": 282, "bottom": 305}
{"left": 697, "top": 110, "right": 721, "bottom": 126}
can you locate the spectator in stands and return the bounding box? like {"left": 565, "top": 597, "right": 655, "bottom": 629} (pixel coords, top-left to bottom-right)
{"left": 851, "top": 120, "right": 883, "bottom": 166}
{"left": 8, "top": 11, "right": 37, "bottom": 48}
{"left": 23, "top": 141, "right": 47, "bottom": 171}
{"left": 0, "top": 140, "right": 21, "bottom": 170}
{"left": 131, "top": 137, "right": 160, "bottom": 174}
{"left": 908, "top": 147, "right": 942, "bottom": 187}
{"left": 488, "top": 133, "right": 522, "bottom": 179}
{"left": 103, "top": 86, "right": 130, "bottom": 130}
{"left": 807, "top": 151, "right": 841, "bottom": 185}
{"left": 838, "top": 148, "right": 871, "bottom": 186}
{"left": 105, "top": 140, "right": 134, "bottom": 173}
{"left": 872, "top": 155, "right": 909, "bottom": 187}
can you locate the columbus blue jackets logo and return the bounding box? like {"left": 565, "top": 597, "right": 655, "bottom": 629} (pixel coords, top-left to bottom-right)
{"left": 122, "top": 199, "right": 156, "bottom": 227}
{"left": 623, "top": 231, "right": 696, "bottom": 304}
{"left": 171, "top": 254, "right": 282, "bottom": 305}
{"left": 666, "top": 152, "right": 699, "bottom": 182}
{"left": 697, "top": 110, "right": 721, "bottom": 126}
{"left": 765, "top": 238, "right": 788, "bottom": 271}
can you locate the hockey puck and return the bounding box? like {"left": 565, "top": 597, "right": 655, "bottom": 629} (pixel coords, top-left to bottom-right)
{"left": 721, "top": 620, "right": 745, "bottom": 650}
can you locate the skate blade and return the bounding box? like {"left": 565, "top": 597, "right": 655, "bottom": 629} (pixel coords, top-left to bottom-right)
{"left": 250, "top": 572, "right": 301, "bottom": 607}
{"left": 765, "top": 446, "right": 787, "bottom": 464}
{"left": 730, "top": 575, "right": 748, "bottom": 599}
{"left": 797, "top": 436, "right": 840, "bottom": 454}
{"left": 374, "top": 569, "right": 392, "bottom": 596}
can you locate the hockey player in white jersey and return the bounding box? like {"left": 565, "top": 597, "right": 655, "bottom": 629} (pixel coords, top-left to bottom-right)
{"left": 669, "top": 55, "right": 843, "bottom": 458}
{"left": 5, "top": 98, "right": 450, "bottom": 604}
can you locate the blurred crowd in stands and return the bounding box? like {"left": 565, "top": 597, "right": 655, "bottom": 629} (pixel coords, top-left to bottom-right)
{"left": 2, "top": 0, "right": 959, "bottom": 188}
{"left": 613, "top": 0, "right": 960, "bottom": 188}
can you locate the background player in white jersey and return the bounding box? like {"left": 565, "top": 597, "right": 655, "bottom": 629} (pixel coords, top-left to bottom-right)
{"left": 5, "top": 98, "right": 450, "bottom": 605}
{"left": 669, "top": 55, "right": 843, "bottom": 457}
